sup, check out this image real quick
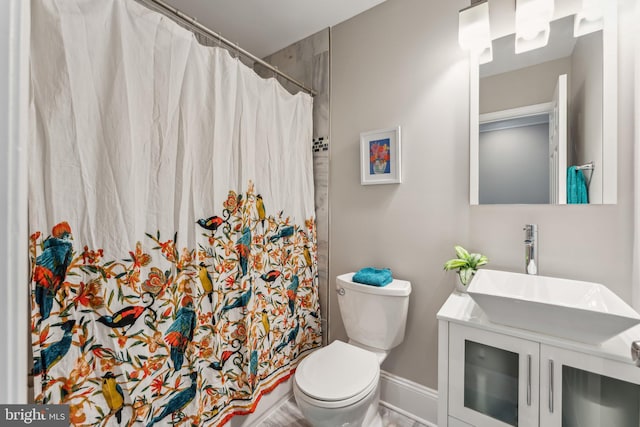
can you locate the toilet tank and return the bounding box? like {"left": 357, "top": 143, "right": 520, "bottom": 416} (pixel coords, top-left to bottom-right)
{"left": 336, "top": 273, "right": 411, "bottom": 350}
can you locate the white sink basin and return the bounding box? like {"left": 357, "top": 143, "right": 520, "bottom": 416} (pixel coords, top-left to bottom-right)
{"left": 467, "top": 269, "right": 640, "bottom": 344}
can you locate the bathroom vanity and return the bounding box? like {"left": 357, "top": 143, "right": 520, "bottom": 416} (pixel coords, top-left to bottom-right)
{"left": 437, "top": 293, "right": 640, "bottom": 427}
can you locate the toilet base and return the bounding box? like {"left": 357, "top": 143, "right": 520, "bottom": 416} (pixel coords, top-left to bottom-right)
{"left": 362, "top": 392, "right": 382, "bottom": 427}
{"left": 293, "top": 380, "right": 380, "bottom": 427}
{"left": 360, "top": 386, "right": 382, "bottom": 427}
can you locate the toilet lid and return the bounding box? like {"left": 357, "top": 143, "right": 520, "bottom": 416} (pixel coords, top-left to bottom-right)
{"left": 295, "top": 340, "right": 379, "bottom": 402}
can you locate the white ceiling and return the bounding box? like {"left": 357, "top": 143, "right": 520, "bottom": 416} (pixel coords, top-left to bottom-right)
{"left": 161, "top": 0, "right": 388, "bottom": 58}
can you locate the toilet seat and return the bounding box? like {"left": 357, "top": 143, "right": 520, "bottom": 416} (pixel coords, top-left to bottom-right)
{"left": 295, "top": 340, "right": 380, "bottom": 409}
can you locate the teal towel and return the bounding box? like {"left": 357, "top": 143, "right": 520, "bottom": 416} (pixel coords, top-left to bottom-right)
{"left": 567, "top": 166, "right": 588, "bottom": 204}
{"left": 352, "top": 267, "right": 393, "bottom": 287}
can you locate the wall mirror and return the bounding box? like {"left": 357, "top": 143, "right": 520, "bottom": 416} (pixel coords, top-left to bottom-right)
{"left": 469, "top": 2, "right": 617, "bottom": 205}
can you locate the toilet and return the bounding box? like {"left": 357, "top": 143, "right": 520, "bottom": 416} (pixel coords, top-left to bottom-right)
{"left": 294, "top": 272, "right": 411, "bottom": 426}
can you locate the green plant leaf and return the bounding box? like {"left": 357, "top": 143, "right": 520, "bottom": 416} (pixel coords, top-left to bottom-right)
{"left": 468, "top": 253, "right": 482, "bottom": 268}
{"left": 454, "top": 245, "right": 470, "bottom": 260}
{"left": 446, "top": 246, "right": 488, "bottom": 281}
{"left": 444, "top": 259, "right": 467, "bottom": 271}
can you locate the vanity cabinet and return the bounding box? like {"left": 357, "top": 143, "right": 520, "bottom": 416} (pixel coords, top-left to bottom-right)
{"left": 438, "top": 294, "right": 640, "bottom": 427}
{"left": 448, "top": 324, "right": 539, "bottom": 427}
{"left": 540, "top": 345, "right": 640, "bottom": 427}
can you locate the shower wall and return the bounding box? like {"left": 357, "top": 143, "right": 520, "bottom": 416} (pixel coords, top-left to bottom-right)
{"left": 258, "top": 29, "right": 330, "bottom": 344}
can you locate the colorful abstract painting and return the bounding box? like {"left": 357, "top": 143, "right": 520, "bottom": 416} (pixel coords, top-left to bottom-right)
{"left": 369, "top": 138, "right": 391, "bottom": 175}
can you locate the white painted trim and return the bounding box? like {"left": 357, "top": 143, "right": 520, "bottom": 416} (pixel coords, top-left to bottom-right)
{"left": 379, "top": 401, "right": 436, "bottom": 427}
{"left": 479, "top": 102, "right": 553, "bottom": 125}
{"left": 437, "top": 320, "right": 449, "bottom": 427}
{"left": 0, "top": 0, "right": 30, "bottom": 405}
{"left": 469, "top": 55, "right": 479, "bottom": 205}
{"left": 601, "top": 0, "right": 617, "bottom": 204}
{"left": 379, "top": 370, "right": 438, "bottom": 427}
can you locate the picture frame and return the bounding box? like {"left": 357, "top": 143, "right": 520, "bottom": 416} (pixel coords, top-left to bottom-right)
{"left": 360, "top": 126, "right": 402, "bottom": 185}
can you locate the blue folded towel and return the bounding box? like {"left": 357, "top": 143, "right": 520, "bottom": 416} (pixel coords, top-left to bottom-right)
{"left": 352, "top": 267, "right": 393, "bottom": 287}
{"left": 567, "top": 166, "right": 588, "bottom": 204}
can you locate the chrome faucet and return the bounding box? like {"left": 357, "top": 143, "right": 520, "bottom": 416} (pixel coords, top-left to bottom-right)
{"left": 524, "top": 224, "right": 538, "bottom": 275}
{"left": 632, "top": 341, "right": 640, "bottom": 367}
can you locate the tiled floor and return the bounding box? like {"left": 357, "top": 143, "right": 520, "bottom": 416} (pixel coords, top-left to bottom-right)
{"left": 259, "top": 397, "right": 429, "bottom": 427}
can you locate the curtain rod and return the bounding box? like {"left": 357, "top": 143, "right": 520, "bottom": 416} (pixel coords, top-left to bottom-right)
{"left": 139, "top": 0, "right": 317, "bottom": 97}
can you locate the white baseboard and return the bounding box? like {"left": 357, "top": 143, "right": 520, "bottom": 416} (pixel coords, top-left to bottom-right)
{"left": 379, "top": 370, "right": 438, "bottom": 427}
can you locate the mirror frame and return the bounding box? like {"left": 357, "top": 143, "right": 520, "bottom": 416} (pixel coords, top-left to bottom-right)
{"left": 469, "top": 1, "right": 618, "bottom": 205}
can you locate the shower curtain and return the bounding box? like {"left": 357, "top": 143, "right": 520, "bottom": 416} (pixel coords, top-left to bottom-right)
{"left": 29, "top": 0, "right": 321, "bottom": 425}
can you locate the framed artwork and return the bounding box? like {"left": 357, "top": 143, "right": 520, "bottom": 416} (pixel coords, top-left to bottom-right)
{"left": 360, "top": 126, "right": 402, "bottom": 185}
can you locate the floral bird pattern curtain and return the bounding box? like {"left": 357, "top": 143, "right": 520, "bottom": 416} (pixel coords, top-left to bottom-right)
{"left": 29, "top": 0, "right": 321, "bottom": 425}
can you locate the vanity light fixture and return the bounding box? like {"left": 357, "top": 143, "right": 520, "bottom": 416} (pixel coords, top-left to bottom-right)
{"left": 574, "top": 0, "right": 604, "bottom": 37}
{"left": 458, "top": 1, "right": 493, "bottom": 64}
{"left": 515, "top": 0, "right": 554, "bottom": 54}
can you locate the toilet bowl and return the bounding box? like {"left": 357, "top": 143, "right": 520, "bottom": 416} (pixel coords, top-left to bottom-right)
{"left": 293, "top": 273, "right": 411, "bottom": 426}
{"left": 293, "top": 340, "right": 383, "bottom": 427}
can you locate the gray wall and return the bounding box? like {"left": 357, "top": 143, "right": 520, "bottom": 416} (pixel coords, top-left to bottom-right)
{"left": 479, "top": 123, "right": 550, "bottom": 204}
{"left": 570, "top": 31, "right": 603, "bottom": 202}
{"left": 480, "top": 57, "right": 571, "bottom": 114}
{"left": 330, "top": 0, "right": 469, "bottom": 388}
{"left": 330, "top": 0, "right": 636, "bottom": 391}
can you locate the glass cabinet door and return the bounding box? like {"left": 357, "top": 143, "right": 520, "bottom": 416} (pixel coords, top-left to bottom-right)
{"left": 541, "top": 345, "right": 640, "bottom": 427}
{"left": 464, "top": 340, "right": 519, "bottom": 425}
{"left": 449, "top": 324, "right": 540, "bottom": 427}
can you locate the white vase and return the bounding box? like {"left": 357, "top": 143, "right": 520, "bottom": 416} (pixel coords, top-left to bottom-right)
{"left": 455, "top": 271, "right": 475, "bottom": 294}
{"left": 373, "top": 159, "right": 388, "bottom": 174}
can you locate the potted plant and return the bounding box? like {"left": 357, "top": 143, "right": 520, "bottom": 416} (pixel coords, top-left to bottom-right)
{"left": 443, "top": 245, "right": 488, "bottom": 292}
